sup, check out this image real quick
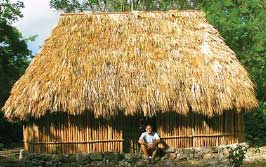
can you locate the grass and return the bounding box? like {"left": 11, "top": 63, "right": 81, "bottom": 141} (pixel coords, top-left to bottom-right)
{"left": 243, "top": 160, "right": 266, "bottom": 167}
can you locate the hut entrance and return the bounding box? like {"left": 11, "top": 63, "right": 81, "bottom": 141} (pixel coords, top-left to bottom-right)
{"left": 135, "top": 116, "right": 157, "bottom": 133}
{"left": 122, "top": 116, "right": 157, "bottom": 153}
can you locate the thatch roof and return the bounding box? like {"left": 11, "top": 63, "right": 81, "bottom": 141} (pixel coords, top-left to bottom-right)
{"left": 2, "top": 10, "right": 258, "bottom": 120}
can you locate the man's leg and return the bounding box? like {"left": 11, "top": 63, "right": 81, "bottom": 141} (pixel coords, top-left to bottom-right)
{"left": 151, "top": 147, "right": 158, "bottom": 158}
{"left": 140, "top": 145, "right": 150, "bottom": 157}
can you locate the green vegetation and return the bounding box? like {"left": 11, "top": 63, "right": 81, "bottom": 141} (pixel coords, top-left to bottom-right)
{"left": 49, "top": 0, "right": 199, "bottom": 12}
{"left": 228, "top": 145, "right": 248, "bottom": 167}
{"left": 0, "top": 0, "right": 31, "bottom": 146}
{"left": 245, "top": 102, "right": 266, "bottom": 146}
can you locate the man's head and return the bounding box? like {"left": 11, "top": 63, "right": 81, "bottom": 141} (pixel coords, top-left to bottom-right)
{"left": 145, "top": 125, "right": 153, "bottom": 134}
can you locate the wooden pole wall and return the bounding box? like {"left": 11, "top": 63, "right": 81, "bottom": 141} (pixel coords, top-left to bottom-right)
{"left": 24, "top": 113, "right": 123, "bottom": 153}
{"left": 157, "top": 111, "right": 244, "bottom": 149}
{"left": 23, "top": 111, "right": 244, "bottom": 153}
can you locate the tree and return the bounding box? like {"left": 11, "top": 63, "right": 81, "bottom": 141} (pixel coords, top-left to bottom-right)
{"left": 0, "top": 0, "right": 31, "bottom": 106}
{"left": 0, "top": 0, "right": 31, "bottom": 146}
{"left": 49, "top": 0, "right": 199, "bottom": 12}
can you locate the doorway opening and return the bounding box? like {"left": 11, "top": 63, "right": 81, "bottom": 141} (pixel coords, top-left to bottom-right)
{"left": 122, "top": 115, "right": 157, "bottom": 153}
{"left": 137, "top": 116, "right": 157, "bottom": 133}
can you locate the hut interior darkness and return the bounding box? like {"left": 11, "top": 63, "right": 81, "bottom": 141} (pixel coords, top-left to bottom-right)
{"left": 2, "top": 10, "right": 258, "bottom": 153}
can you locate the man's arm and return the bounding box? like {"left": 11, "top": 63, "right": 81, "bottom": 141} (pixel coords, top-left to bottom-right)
{"left": 138, "top": 133, "right": 147, "bottom": 146}
{"left": 138, "top": 139, "right": 147, "bottom": 146}
{"left": 152, "top": 139, "right": 161, "bottom": 146}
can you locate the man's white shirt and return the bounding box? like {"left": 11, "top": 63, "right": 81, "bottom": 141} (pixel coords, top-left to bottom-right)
{"left": 139, "top": 132, "right": 160, "bottom": 144}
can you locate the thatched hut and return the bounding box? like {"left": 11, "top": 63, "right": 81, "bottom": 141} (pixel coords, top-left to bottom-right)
{"left": 2, "top": 10, "right": 258, "bottom": 153}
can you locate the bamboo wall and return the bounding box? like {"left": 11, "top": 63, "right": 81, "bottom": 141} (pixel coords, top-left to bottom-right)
{"left": 23, "top": 112, "right": 123, "bottom": 153}
{"left": 23, "top": 111, "right": 244, "bottom": 153}
{"left": 157, "top": 111, "right": 244, "bottom": 148}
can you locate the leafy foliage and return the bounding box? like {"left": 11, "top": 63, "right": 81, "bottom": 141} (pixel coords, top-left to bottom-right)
{"left": 0, "top": 0, "right": 31, "bottom": 145}
{"left": 228, "top": 144, "right": 248, "bottom": 167}
{"left": 49, "top": 0, "right": 199, "bottom": 12}
{"left": 244, "top": 102, "right": 266, "bottom": 146}
{"left": 0, "top": 0, "right": 31, "bottom": 106}
{"left": 0, "top": 0, "right": 24, "bottom": 24}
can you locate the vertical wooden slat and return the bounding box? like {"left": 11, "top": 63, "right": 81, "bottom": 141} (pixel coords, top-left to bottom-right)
{"left": 192, "top": 113, "right": 194, "bottom": 147}
{"left": 23, "top": 125, "right": 28, "bottom": 151}
{"left": 120, "top": 116, "right": 123, "bottom": 153}
{"left": 23, "top": 110, "right": 245, "bottom": 154}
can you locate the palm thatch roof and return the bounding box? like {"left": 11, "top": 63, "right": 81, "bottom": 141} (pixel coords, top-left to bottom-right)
{"left": 2, "top": 10, "right": 258, "bottom": 120}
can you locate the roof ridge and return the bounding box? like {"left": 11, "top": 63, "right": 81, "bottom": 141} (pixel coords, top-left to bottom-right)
{"left": 60, "top": 10, "right": 204, "bottom": 16}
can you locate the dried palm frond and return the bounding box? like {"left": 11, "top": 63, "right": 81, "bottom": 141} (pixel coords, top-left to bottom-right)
{"left": 2, "top": 10, "right": 258, "bottom": 120}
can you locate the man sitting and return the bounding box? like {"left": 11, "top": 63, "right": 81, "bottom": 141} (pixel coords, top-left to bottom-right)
{"left": 138, "top": 125, "right": 160, "bottom": 163}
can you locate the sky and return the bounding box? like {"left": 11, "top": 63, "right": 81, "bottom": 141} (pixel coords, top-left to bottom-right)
{"left": 14, "top": 0, "right": 61, "bottom": 55}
